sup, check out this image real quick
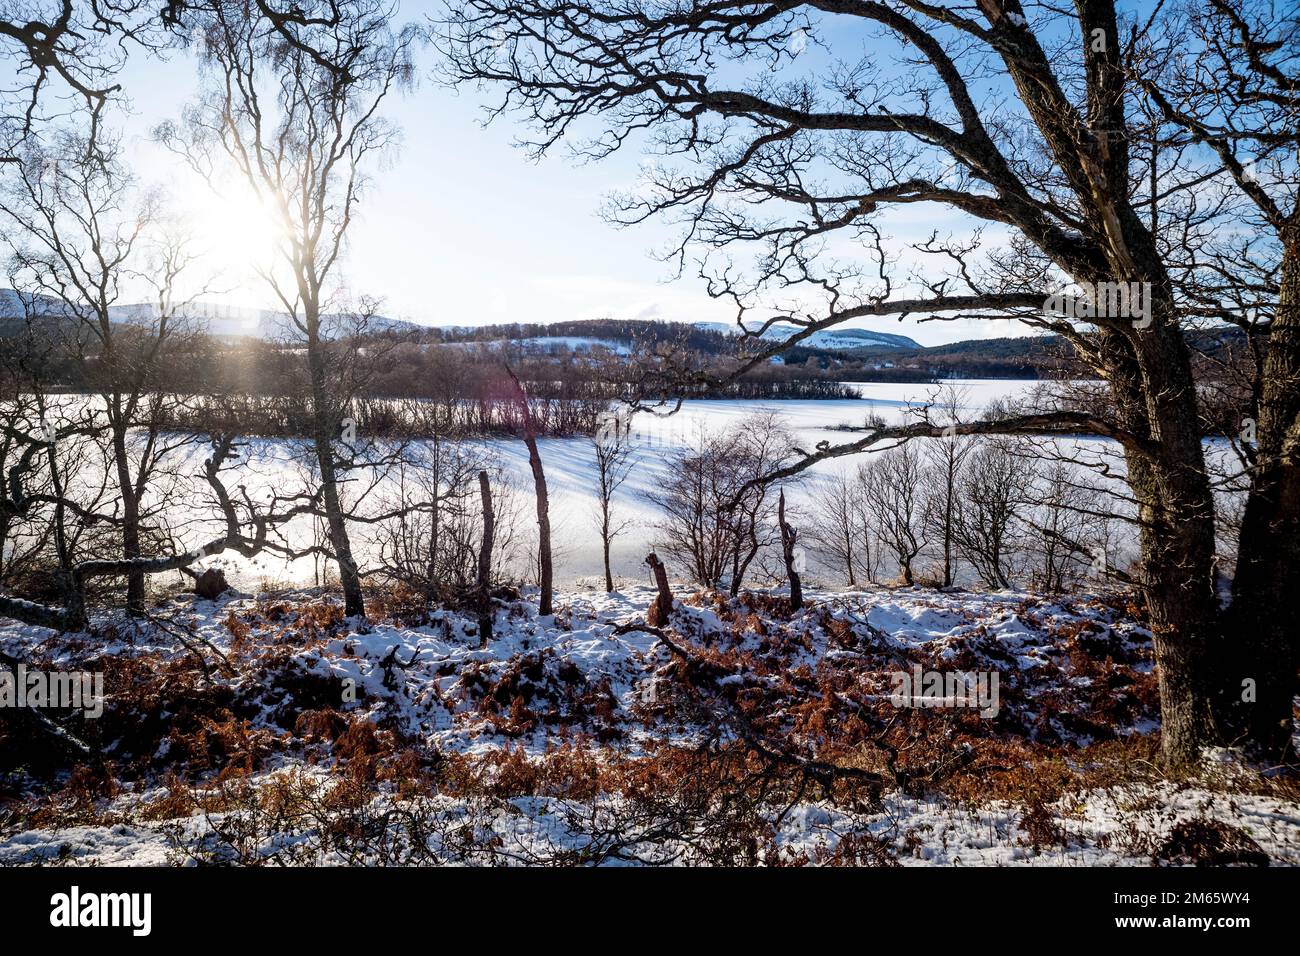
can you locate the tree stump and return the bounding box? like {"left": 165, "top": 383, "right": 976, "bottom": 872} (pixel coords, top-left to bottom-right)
{"left": 194, "top": 567, "right": 229, "bottom": 601}
{"left": 646, "top": 552, "right": 674, "bottom": 627}
{"left": 778, "top": 489, "right": 803, "bottom": 611}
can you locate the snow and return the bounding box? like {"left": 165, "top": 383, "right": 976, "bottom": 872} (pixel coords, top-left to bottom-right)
{"left": 694, "top": 320, "right": 921, "bottom": 350}
{"left": 9, "top": 780, "right": 1294, "bottom": 867}
{"left": 0, "top": 582, "right": 1294, "bottom": 866}
{"left": 11, "top": 378, "right": 1164, "bottom": 592}
{"left": 441, "top": 335, "right": 632, "bottom": 355}
{"left": 21, "top": 380, "right": 1053, "bottom": 590}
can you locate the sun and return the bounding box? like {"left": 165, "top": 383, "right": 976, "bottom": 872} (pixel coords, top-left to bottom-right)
{"left": 187, "top": 180, "right": 289, "bottom": 291}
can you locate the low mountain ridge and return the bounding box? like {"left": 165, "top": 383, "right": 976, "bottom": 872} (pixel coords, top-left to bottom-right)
{"left": 693, "top": 319, "right": 920, "bottom": 351}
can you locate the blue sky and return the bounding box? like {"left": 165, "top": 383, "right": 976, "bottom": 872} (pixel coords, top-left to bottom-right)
{"left": 57, "top": 1, "right": 1056, "bottom": 345}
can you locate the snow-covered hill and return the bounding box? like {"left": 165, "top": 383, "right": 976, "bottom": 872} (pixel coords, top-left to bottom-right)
{"left": 110, "top": 301, "right": 423, "bottom": 339}
{"left": 696, "top": 319, "right": 920, "bottom": 351}
{"left": 441, "top": 335, "right": 631, "bottom": 356}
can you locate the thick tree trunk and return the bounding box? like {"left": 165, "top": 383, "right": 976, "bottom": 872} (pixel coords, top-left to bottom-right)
{"left": 1105, "top": 292, "right": 1222, "bottom": 768}
{"left": 477, "top": 470, "right": 495, "bottom": 647}
{"left": 1230, "top": 217, "right": 1300, "bottom": 759}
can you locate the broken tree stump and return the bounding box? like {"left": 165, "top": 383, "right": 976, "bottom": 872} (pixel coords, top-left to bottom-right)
{"left": 778, "top": 489, "right": 803, "bottom": 611}
{"left": 646, "top": 552, "right": 674, "bottom": 627}
{"left": 193, "top": 567, "right": 229, "bottom": 601}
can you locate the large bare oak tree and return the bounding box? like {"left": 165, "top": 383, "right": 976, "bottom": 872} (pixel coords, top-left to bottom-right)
{"left": 439, "top": 0, "right": 1294, "bottom": 764}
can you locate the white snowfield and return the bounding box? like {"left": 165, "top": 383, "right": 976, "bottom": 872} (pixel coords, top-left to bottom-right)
{"left": 7, "top": 379, "right": 1155, "bottom": 589}
{"left": 159, "top": 379, "right": 1106, "bottom": 587}
{"left": 0, "top": 583, "right": 1294, "bottom": 866}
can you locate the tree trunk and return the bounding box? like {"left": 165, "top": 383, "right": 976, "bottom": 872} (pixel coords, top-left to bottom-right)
{"left": 646, "top": 551, "right": 674, "bottom": 627}
{"left": 779, "top": 489, "right": 803, "bottom": 611}
{"left": 523, "top": 431, "right": 553, "bottom": 616}
{"left": 1106, "top": 301, "right": 1222, "bottom": 768}
{"left": 507, "top": 367, "right": 553, "bottom": 615}
{"left": 313, "top": 435, "right": 365, "bottom": 616}
{"left": 602, "top": 518, "right": 614, "bottom": 593}
{"left": 1230, "top": 215, "right": 1300, "bottom": 759}
{"left": 477, "top": 470, "right": 495, "bottom": 647}
{"left": 112, "top": 429, "right": 145, "bottom": 615}
{"left": 942, "top": 483, "right": 954, "bottom": 588}
{"left": 307, "top": 320, "right": 365, "bottom": 618}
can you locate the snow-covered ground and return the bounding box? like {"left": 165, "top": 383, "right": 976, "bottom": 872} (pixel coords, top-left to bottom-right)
{"left": 1, "top": 583, "right": 1294, "bottom": 866}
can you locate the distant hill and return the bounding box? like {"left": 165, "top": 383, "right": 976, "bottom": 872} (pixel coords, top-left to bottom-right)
{"left": 0, "top": 291, "right": 424, "bottom": 341}
{"left": 0, "top": 291, "right": 1250, "bottom": 381}
{"left": 694, "top": 319, "right": 920, "bottom": 351}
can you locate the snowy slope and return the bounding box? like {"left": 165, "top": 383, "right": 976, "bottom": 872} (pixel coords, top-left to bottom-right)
{"left": 441, "top": 335, "right": 631, "bottom": 355}
{"left": 696, "top": 320, "right": 921, "bottom": 351}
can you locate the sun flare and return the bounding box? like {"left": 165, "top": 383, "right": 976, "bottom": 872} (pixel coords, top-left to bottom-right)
{"left": 187, "top": 182, "right": 288, "bottom": 289}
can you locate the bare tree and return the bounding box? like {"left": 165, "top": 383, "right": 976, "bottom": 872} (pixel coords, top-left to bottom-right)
{"left": 0, "top": 1, "right": 166, "bottom": 163}
{"left": 160, "top": 0, "right": 419, "bottom": 617}
{"left": 920, "top": 386, "right": 974, "bottom": 587}
{"left": 652, "top": 414, "right": 792, "bottom": 593}
{"left": 807, "top": 471, "right": 869, "bottom": 587}
{"left": 591, "top": 408, "right": 634, "bottom": 592}
{"left": 652, "top": 426, "right": 732, "bottom": 590}
{"left": 0, "top": 415, "right": 315, "bottom": 630}
{"left": 1020, "top": 459, "right": 1113, "bottom": 593}
{"left": 725, "top": 411, "right": 792, "bottom": 596}
{"left": 0, "top": 331, "right": 108, "bottom": 620}
{"left": 477, "top": 469, "right": 494, "bottom": 645}
{"left": 505, "top": 364, "right": 555, "bottom": 615}
{"left": 859, "top": 444, "right": 927, "bottom": 586}
{"left": 778, "top": 487, "right": 802, "bottom": 610}
{"left": 1136, "top": 0, "right": 1300, "bottom": 757}
{"left": 440, "top": 0, "right": 1242, "bottom": 763}
{"left": 370, "top": 437, "right": 496, "bottom": 594}
{"left": 953, "top": 440, "right": 1032, "bottom": 589}
{"left": 0, "top": 125, "right": 211, "bottom": 614}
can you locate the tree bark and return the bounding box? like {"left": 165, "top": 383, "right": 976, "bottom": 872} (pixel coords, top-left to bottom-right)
{"left": 602, "top": 521, "right": 614, "bottom": 593}
{"left": 305, "top": 309, "right": 365, "bottom": 619}
{"left": 1230, "top": 214, "right": 1300, "bottom": 759}
{"left": 477, "top": 469, "right": 495, "bottom": 647}
{"left": 525, "top": 430, "right": 554, "bottom": 615}
{"left": 507, "top": 366, "right": 553, "bottom": 615}
{"left": 111, "top": 427, "right": 145, "bottom": 615}
{"left": 1107, "top": 302, "right": 1222, "bottom": 768}
{"left": 646, "top": 551, "right": 674, "bottom": 627}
